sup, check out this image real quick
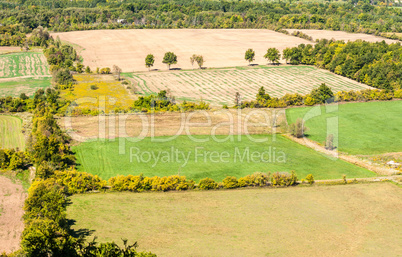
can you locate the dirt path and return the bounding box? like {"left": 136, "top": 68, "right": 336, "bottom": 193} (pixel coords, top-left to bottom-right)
{"left": 0, "top": 176, "right": 27, "bottom": 253}
{"left": 284, "top": 134, "right": 400, "bottom": 176}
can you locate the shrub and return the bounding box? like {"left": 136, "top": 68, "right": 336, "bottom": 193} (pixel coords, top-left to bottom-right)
{"left": 271, "top": 171, "right": 297, "bottom": 186}
{"left": 238, "top": 172, "right": 270, "bottom": 187}
{"left": 394, "top": 89, "right": 402, "bottom": 99}
{"left": 53, "top": 169, "right": 107, "bottom": 194}
{"left": 90, "top": 84, "right": 98, "bottom": 90}
{"left": 325, "top": 134, "right": 335, "bottom": 150}
{"left": 198, "top": 178, "right": 218, "bottom": 190}
{"left": 305, "top": 174, "right": 314, "bottom": 185}
{"left": 222, "top": 176, "right": 239, "bottom": 189}
{"left": 290, "top": 118, "right": 307, "bottom": 138}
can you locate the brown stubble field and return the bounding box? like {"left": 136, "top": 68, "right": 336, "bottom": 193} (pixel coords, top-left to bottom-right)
{"left": 51, "top": 29, "right": 312, "bottom": 72}
{"left": 286, "top": 29, "right": 399, "bottom": 44}
{"left": 59, "top": 108, "right": 287, "bottom": 141}
{"left": 0, "top": 176, "right": 27, "bottom": 254}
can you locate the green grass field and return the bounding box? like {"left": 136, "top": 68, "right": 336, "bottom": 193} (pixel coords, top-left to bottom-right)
{"left": 0, "top": 115, "right": 25, "bottom": 150}
{"left": 0, "top": 77, "right": 51, "bottom": 98}
{"left": 0, "top": 52, "right": 49, "bottom": 78}
{"left": 73, "top": 135, "right": 374, "bottom": 181}
{"left": 286, "top": 101, "right": 402, "bottom": 155}
{"left": 67, "top": 183, "right": 402, "bottom": 256}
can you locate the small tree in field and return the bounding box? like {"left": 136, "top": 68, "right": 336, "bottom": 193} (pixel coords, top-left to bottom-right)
{"left": 325, "top": 134, "right": 335, "bottom": 150}
{"left": 283, "top": 48, "right": 292, "bottom": 64}
{"left": 85, "top": 66, "right": 91, "bottom": 73}
{"left": 264, "top": 48, "right": 281, "bottom": 65}
{"left": 245, "top": 48, "right": 255, "bottom": 65}
{"left": 162, "top": 52, "right": 177, "bottom": 70}
{"left": 113, "top": 65, "right": 122, "bottom": 80}
{"left": 195, "top": 55, "right": 204, "bottom": 69}
{"left": 290, "top": 118, "right": 307, "bottom": 138}
{"left": 234, "top": 92, "right": 241, "bottom": 107}
{"left": 190, "top": 54, "right": 196, "bottom": 69}
{"left": 145, "top": 54, "right": 155, "bottom": 71}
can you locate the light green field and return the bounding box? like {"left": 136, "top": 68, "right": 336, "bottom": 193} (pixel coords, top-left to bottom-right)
{"left": 0, "top": 52, "right": 49, "bottom": 78}
{"left": 125, "top": 65, "right": 370, "bottom": 105}
{"left": 0, "top": 77, "right": 51, "bottom": 98}
{"left": 0, "top": 115, "right": 25, "bottom": 150}
{"left": 73, "top": 135, "right": 374, "bottom": 181}
{"left": 286, "top": 101, "right": 402, "bottom": 155}
{"left": 68, "top": 183, "right": 402, "bottom": 256}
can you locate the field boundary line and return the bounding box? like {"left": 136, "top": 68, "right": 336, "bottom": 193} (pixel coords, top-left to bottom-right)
{"left": 283, "top": 134, "right": 399, "bottom": 176}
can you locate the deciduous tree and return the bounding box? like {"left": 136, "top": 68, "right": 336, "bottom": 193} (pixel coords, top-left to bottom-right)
{"left": 145, "top": 54, "right": 155, "bottom": 71}
{"left": 162, "top": 52, "right": 177, "bottom": 70}
{"left": 245, "top": 48, "right": 255, "bottom": 65}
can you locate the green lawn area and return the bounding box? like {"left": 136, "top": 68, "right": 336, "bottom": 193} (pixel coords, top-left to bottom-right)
{"left": 0, "top": 115, "right": 25, "bottom": 150}
{"left": 286, "top": 100, "right": 402, "bottom": 155}
{"left": 0, "top": 77, "right": 51, "bottom": 98}
{"left": 73, "top": 135, "right": 374, "bottom": 181}
{"left": 67, "top": 183, "right": 402, "bottom": 256}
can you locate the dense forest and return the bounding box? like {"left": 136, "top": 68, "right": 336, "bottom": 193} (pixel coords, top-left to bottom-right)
{"left": 0, "top": 0, "right": 401, "bottom": 39}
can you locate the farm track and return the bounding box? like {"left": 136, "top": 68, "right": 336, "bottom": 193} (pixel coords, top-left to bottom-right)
{"left": 284, "top": 134, "right": 400, "bottom": 176}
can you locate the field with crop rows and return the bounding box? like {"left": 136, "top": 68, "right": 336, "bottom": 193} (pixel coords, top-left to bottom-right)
{"left": 0, "top": 52, "right": 49, "bottom": 78}
{"left": 126, "top": 66, "right": 372, "bottom": 105}
{"left": 0, "top": 115, "right": 25, "bottom": 150}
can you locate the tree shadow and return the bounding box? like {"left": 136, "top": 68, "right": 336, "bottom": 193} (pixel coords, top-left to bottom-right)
{"left": 67, "top": 219, "right": 95, "bottom": 238}
{"left": 249, "top": 64, "right": 259, "bottom": 66}
{"left": 170, "top": 68, "right": 182, "bottom": 71}
{"left": 151, "top": 69, "right": 159, "bottom": 71}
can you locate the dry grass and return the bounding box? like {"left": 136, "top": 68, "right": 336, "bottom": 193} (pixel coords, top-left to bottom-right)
{"left": 68, "top": 183, "right": 402, "bottom": 256}
{"left": 287, "top": 29, "right": 399, "bottom": 44}
{"left": 127, "top": 65, "right": 371, "bottom": 105}
{"left": 60, "top": 74, "right": 135, "bottom": 112}
{"left": 59, "top": 108, "right": 287, "bottom": 141}
{"left": 51, "top": 29, "right": 312, "bottom": 72}
{"left": 0, "top": 176, "right": 27, "bottom": 254}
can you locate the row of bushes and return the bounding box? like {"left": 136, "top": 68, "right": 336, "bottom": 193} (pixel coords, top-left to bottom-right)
{"left": 240, "top": 84, "right": 402, "bottom": 109}
{"left": 291, "top": 30, "right": 314, "bottom": 42}
{"left": 107, "top": 171, "right": 299, "bottom": 192}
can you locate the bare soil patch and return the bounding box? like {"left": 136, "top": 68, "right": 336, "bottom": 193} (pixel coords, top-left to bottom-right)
{"left": 52, "top": 29, "right": 312, "bottom": 72}
{"left": 0, "top": 176, "right": 26, "bottom": 254}
{"left": 287, "top": 29, "right": 399, "bottom": 44}
{"left": 59, "top": 108, "right": 287, "bottom": 142}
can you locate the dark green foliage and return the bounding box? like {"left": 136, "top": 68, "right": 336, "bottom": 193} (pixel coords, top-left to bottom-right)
{"left": 244, "top": 48, "right": 255, "bottom": 64}
{"left": 264, "top": 48, "right": 281, "bottom": 64}
{"left": 310, "top": 83, "right": 334, "bottom": 104}
{"left": 145, "top": 54, "right": 155, "bottom": 71}
{"left": 55, "top": 68, "right": 74, "bottom": 86}
{"left": 90, "top": 85, "right": 98, "bottom": 90}
{"left": 162, "top": 52, "right": 177, "bottom": 70}
{"left": 133, "top": 90, "right": 209, "bottom": 112}
{"left": 198, "top": 178, "right": 218, "bottom": 190}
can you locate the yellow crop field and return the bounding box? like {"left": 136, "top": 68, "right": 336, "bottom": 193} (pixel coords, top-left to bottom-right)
{"left": 60, "top": 74, "right": 134, "bottom": 113}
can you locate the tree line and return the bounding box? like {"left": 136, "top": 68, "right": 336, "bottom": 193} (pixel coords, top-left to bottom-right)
{"left": 0, "top": 0, "right": 402, "bottom": 43}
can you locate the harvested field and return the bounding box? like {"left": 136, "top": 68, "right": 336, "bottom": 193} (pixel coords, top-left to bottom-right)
{"left": 0, "top": 77, "right": 51, "bottom": 98}
{"left": 126, "top": 65, "right": 372, "bottom": 105}
{"left": 68, "top": 183, "right": 402, "bottom": 256}
{"left": 51, "top": 29, "right": 312, "bottom": 72}
{"left": 59, "top": 108, "right": 287, "bottom": 141}
{"left": 0, "top": 52, "right": 49, "bottom": 78}
{"left": 287, "top": 29, "right": 399, "bottom": 44}
{"left": 0, "top": 115, "right": 25, "bottom": 150}
{"left": 0, "top": 176, "right": 27, "bottom": 254}
{"left": 60, "top": 74, "right": 135, "bottom": 112}
{"left": 0, "top": 47, "right": 20, "bottom": 54}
